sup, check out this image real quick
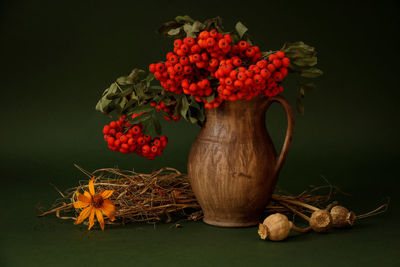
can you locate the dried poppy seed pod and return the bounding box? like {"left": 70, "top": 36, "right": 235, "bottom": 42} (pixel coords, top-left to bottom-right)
{"left": 309, "top": 210, "right": 332, "bottom": 233}
{"left": 330, "top": 205, "right": 356, "bottom": 228}
{"left": 259, "top": 213, "right": 292, "bottom": 241}
{"left": 258, "top": 223, "right": 268, "bottom": 240}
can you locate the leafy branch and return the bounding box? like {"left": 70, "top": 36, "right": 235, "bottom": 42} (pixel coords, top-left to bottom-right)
{"left": 96, "top": 68, "right": 206, "bottom": 135}
{"left": 281, "top": 41, "right": 323, "bottom": 114}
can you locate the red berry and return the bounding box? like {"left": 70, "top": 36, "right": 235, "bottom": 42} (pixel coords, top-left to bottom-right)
{"left": 137, "top": 137, "right": 145, "bottom": 145}
{"left": 209, "top": 29, "right": 218, "bottom": 37}
{"left": 238, "top": 41, "right": 249, "bottom": 51}
{"left": 120, "top": 135, "right": 128, "bottom": 143}
{"left": 199, "top": 31, "right": 209, "bottom": 39}
{"left": 218, "top": 39, "right": 228, "bottom": 49}
{"left": 206, "top": 37, "right": 215, "bottom": 47}
{"left": 183, "top": 37, "right": 195, "bottom": 46}
{"left": 189, "top": 83, "right": 198, "bottom": 92}
{"left": 174, "top": 39, "right": 182, "bottom": 48}
{"left": 268, "top": 54, "right": 277, "bottom": 61}
{"left": 276, "top": 51, "right": 285, "bottom": 58}
{"left": 282, "top": 57, "right": 290, "bottom": 67}
{"left": 102, "top": 125, "right": 110, "bottom": 134}
{"left": 272, "top": 59, "right": 282, "bottom": 68}
{"left": 132, "top": 125, "right": 141, "bottom": 134}
{"left": 267, "top": 64, "right": 276, "bottom": 72}
{"left": 142, "top": 145, "right": 150, "bottom": 154}
{"left": 260, "top": 69, "right": 271, "bottom": 79}
{"left": 245, "top": 48, "right": 256, "bottom": 57}
{"left": 209, "top": 58, "right": 218, "bottom": 68}
{"left": 237, "top": 72, "right": 247, "bottom": 81}
{"left": 149, "top": 63, "right": 156, "bottom": 72}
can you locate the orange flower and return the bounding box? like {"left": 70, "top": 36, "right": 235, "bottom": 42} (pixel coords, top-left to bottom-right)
{"left": 73, "top": 177, "right": 116, "bottom": 230}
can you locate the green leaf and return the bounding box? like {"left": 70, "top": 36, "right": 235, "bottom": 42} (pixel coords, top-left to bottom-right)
{"left": 168, "top": 27, "right": 182, "bottom": 36}
{"left": 145, "top": 73, "right": 154, "bottom": 87}
{"left": 131, "top": 113, "right": 152, "bottom": 125}
{"left": 296, "top": 97, "right": 305, "bottom": 114}
{"left": 180, "top": 95, "right": 189, "bottom": 119}
{"left": 189, "top": 115, "right": 197, "bottom": 124}
{"left": 156, "top": 107, "right": 171, "bottom": 119}
{"left": 97, "top": 98, "right": 112, "bottom": 113}
{"left": 130, "top": 91, "right": 138, "bottom": 101}
{"left": 235, "top": 21, "right": 248, "bottom": 39}
{"left": 187, "top": 108, "right": 198, "bottom": 124}
{"left": 300, "top": 68, "right": 323, "bottom": 78}
{"left": 175, "top": 15, "right": 195, "bottom": 23}
{"left": 149, "top": 85, "right": 163, "bottom": 91}
{"left": 183, "top": 21, "right": 205, "bottom": 38}
{"left": 299, "top": 82, "right": 316, "bottom": 91}
{"left": 204, "top": 16, "right": 224, "bottom": 32}
{"left": 101, "top": 87, "right": 109, "bottom": 97}
{"left": 161, "top": 97, "right": 172, "bottom": 106}
{"left": 293, "top": 57, "right": 318, "bottom": 67}
{"left": 119, "top": 97, "right": 128, "bottom": 110}
{"left": 282, "top": 41, "right": 316, "bottom": 55}
{"left": 158, "top": 21, "right": 185, "bottom": 38}
{"left": 96, "top": 84, "right": 117, "bottom": 112}
{"left": 123, "top": 98, "right": 138, "bottom": 112}
{"left": 116, "top": 76, "right": 128, "bottom": 85}
{"left": 108, "top": 83, "right": 118, "bottom": 94}
{"left": 106, "top": 87, "right": 133, "bottom": 100}
{"left": 135, "top": 83, "right": 145, "bottom": 98}
{"left": 152, "top": 115, "right": 162, "bottom": 135}
{"left": 189, "top": 95, "right": 201, "bottom": 110}
{"left": 141, "top": 117, "right": 154, "bottom": 135}
{"left": 204, "top": 94, "right": 215, "bottom": 103}
{"left": 197, "top": 109, "right": 205, "bottom": 122}
{"left": 126, "top": 69, "right": 145, "bottom": 84}
{"left": 127, "top": 105, "right": 154, "bottom": 115}
{"left": 173, "top": 97, "right": 183, "bottom": 118}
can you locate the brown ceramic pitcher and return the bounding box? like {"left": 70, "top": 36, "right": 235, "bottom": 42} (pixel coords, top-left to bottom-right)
{"left": 187, "top": 95, "right": 295, "bottom": 227}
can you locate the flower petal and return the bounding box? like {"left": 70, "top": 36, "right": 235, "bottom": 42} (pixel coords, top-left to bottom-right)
{"left": 83, "top": 191, "right": 92, "bottom": 200}
{"left": 88, "top": 209, "right": 95, "bottom": 230}
{"left": 100, "top": 190, "right": 114, "bottom": 199}
{"left": 95, "top": 209, "right": 105, "bottom": 230}
{"left": 74, "top": 206, "right": 93, "bottom": 225}
{"left": 78, "top": 193, "right": 91, "bottom": 203}
{"left": 88, "top": 177, "right": 95, "bottom": 196}
{"left": 73, "top": 201, "right": 89, "bottom": 209}
{"left": 101, "top": 200, "right": 116, "bottom": 221}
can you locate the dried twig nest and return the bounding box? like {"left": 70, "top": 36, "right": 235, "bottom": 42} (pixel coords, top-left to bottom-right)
{"left": 38, "top": 165, "right": 388, "bottom": 236}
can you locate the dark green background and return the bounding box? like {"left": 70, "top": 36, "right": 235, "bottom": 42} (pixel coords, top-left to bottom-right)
{"left": 1, "top": 0, "right": 399, "bottom": 266}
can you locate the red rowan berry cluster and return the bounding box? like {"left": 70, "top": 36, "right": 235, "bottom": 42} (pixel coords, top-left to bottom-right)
{"left": 102, "top": 114, "right": 168, "bottom": 159}
{"left": 215, "top": 50, "right": 290, "bottom": 101}
{"left": 149, "top": 30, "right": 290, "bottom": 109}
{"left": 150, "top": 100, "right": 180, "bottom": 122}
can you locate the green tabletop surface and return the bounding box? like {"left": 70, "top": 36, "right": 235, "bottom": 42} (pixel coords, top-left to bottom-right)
{"left": 1, "top": 0, "right": 399, "bottom": 266}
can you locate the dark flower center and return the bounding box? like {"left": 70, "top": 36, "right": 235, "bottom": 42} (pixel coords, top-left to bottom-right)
{"left": 93, "top": 195, "right": 104, "bottom": 208}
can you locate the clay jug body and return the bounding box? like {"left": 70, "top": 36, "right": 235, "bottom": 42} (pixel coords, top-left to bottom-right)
{"left": 187, "top": 96, "right": 294, "bottom": 227}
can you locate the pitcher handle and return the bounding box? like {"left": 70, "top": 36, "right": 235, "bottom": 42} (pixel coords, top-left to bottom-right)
{"left": 266, "top": 96, "right": 295, "bottom": 175}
